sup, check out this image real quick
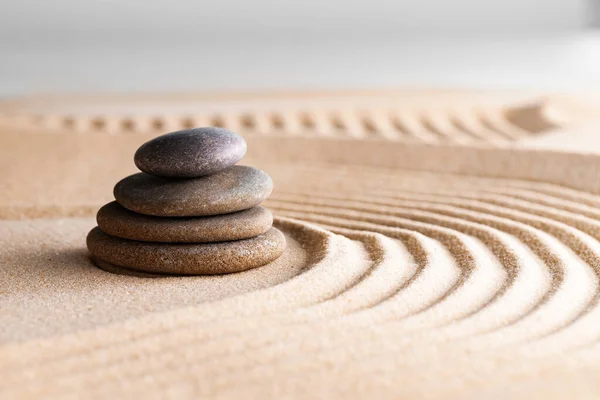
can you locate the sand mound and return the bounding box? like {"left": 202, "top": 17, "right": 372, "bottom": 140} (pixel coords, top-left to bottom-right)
{"left": 2, "top": 92, "right": 600, "bottom": 399}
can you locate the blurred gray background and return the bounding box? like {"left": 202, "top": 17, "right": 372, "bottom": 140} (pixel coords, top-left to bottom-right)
{"left": 0, "top": 0, "right": 599, "bottom": 96}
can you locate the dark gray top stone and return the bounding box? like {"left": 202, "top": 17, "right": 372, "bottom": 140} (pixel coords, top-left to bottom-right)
{"left": 134, "top": 127, "right": 247, "bottom": 178}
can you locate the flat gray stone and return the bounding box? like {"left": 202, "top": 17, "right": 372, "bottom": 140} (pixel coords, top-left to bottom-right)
{"left": 87, "top": 226, "right": 286, "bottom": 275}
{"left": 97, "top": 201, "right": 273, "bottom": 243}
{"left": 113, "top": 165, "right": 273, "bottom": 217}
{"left": 134, "top": 127, "right": 247, "bottom": 178}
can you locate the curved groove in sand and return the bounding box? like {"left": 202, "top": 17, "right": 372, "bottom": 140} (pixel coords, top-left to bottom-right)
{"left": 337, "top": 189, "right": 600, "bottom": 342}
{"left": 272, "top": 195, "right": 598, "bottom": 342}
{"left": 270, "top": 202, "right": 550, "bottom": 330}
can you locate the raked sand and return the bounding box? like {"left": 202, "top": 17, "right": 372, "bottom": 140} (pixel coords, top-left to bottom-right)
{"left": 3, "top": 94, "right": 600, "bottom": 399}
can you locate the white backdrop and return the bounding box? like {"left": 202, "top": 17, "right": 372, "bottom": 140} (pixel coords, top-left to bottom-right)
{"left": 0, "top": 0, "right": 588, "bottom": 43}
{"left": 0, "top": 0, "right": 597, "bottom": 95}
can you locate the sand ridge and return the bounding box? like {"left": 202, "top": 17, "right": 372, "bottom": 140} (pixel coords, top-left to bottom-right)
{"left": 2, "top": 94, "right": 600, "bottom": 398}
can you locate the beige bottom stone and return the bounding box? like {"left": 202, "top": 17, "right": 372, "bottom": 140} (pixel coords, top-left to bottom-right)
{"left": 87, "top": 226, "right": 286, "bottom": 275}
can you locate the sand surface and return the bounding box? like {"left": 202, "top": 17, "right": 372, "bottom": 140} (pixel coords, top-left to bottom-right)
{"left": 3, "top": 92, "right": 600, "bottom": 399}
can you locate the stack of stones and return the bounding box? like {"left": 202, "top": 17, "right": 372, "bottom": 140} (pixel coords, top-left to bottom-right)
{"left": 86, "top": 127, "right": 286, "bottom": 276}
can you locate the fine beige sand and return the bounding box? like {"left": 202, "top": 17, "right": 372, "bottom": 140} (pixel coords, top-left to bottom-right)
{"left": 3, "top": 92, "right": 600, "bottom": 399}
